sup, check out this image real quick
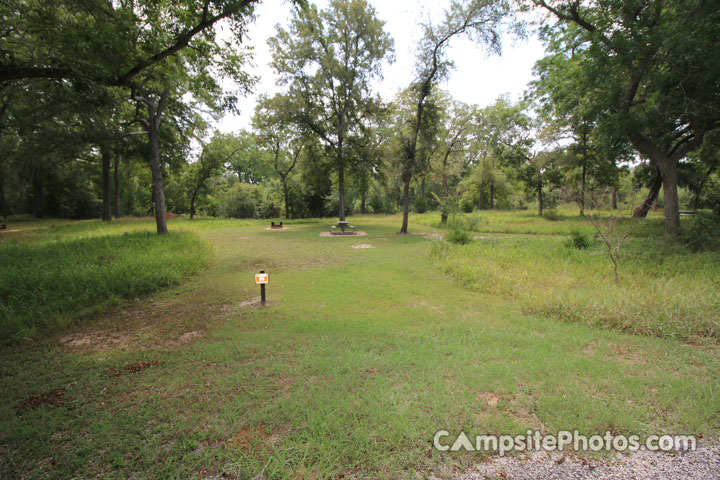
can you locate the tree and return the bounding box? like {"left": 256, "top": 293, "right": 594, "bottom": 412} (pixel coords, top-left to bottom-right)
{"left": 2, "top": 0, "right": 292, "bottom": 233}
{"left": 221, "top": 131, "right": 274, "bottom": 185}
{"left": 269, "top": 0, "right": 393, "bottom": 221}
{"left": 253, "top": 95, "right": 304, "bottom": 219}
{"left": 188, "top": 133, "right": 243, "bottom": 219}
{"left": 687, "top": 132, "right": 720, "bottom": 211}
{"left": 518, "top": 149, "right": 563, "bottom": 216}
{"left": 432, "top": 98, "right": 473, "bottom": 223}
{"left": 470, "top": 97, "right": 532, "bottom": 209}
{"left": 396, "top": 0, "right": 509, "bottom": 233}
{"left": 0, "top": 0, "right": 271, "bottom": 87}
{"left": 533, "top": 0, "right": 720, "bottom": 235}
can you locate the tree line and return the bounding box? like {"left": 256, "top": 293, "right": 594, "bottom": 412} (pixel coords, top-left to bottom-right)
{"left": 1, "top": 0, "right": 718, "bottom": 236}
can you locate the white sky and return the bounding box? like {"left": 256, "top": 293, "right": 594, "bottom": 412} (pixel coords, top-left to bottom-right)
{"left": 216, "top": 0, "right": 546, "bottom": 133}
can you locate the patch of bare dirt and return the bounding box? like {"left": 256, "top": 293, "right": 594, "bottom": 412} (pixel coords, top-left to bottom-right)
{"left": 477, "top": 391, "right": 501, "bottom": 407}
{"left": 178, "top": 330, "right": 202, "bottom": 343}
{"left": 237, "top": 297, "right": 261, "bottom": 307}
{"left": 319, "top": 231, "right": 367, "bottom": 237}
{"left": 60, "top": 331, "right": 130, "bottom": 350}
{"left": 610, "top": 344, "right": 646, "bottom": 364}
{"left": 350, "top": 244, "right": 374, "bottom": 249}
{"left": 583, "top": 341, "right": 597, "bottom": 355}
{"left": 221, "top": 297, "right": 268, "bottom": 317}
{"left": 107, "top": 360, "right": 159, "bottom": 377}
{"left": 229, "top": 423, "right": 292, "bottom": 452}
{"left": 17, "top": 388, "right": 66, "bottom": 413}
{"left": 411, "top": 232, "right": 444, "bottom": 239}
{"left": 234, "top": 236, "right": 252, "bottom": 240}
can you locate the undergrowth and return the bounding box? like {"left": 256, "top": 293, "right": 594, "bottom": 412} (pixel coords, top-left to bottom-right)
{"left": 430, "top": 234, "right": 720, "bottom": 343}
{"left": 0, "top": 231, "right": 209, "bottom": 342}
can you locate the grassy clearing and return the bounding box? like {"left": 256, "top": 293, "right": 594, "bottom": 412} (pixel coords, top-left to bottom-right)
{"left": 0, "top": 214, "right": 719, "bottom": 479}
{"left": 0, "top": 226, "right": 209, "bottom": 342}
{"left": 413, "top": 207, "right": 667, "bottom": 236}
{"left": 429, "top": 212, "right": 720, "bottom": 343}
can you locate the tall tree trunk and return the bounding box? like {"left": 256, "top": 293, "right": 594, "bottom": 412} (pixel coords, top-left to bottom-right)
{"left": 537, "top": 176, "right": 543, "bottom": 216}
{"left": 657, "top": 158, "right": 680, "bottom": 236}
{"left": 0, "top": 167, "right": 6, "bottom": 219}
{"left": 400, "top": 178, "right": 410, "bottom": 234}
{"left": 633, "top": 167, "right": 662, "bottom": 218}
{"left": 489, "top": 184, "right": 494, "bottom": 210}
{"left": 611, "top": 186, "right": 618, "bottom": 210}
{"left": 137, "top": 89, "right": 169, "bottom": 234}
{"left": 360, "top": 185, "right": 366, "bottom": 215}
{"left": 32, "top": 168, "right": 43, "bottom": 218}
{"left": 282, "top": 177, "right": 290, "bottom": 219}
{"left": 337, "top": 160, "right": 346, "bottom": 221}
{"left": 189, "top": 186, "right": 199, "bottom": 219}
{"left": 101, "top": 145, "right": 111, "bottom": 221}
{"left": 579, "top": 155, "right": 587, "bottom": 216}
{"left": 113, "top": 152, "right": 120, "bottom": 219}
{"left": 148, "top": 124, "right": 168, "bottom": 234}
{"left": 629, "top": 135, "right": 694, "bottom": 236}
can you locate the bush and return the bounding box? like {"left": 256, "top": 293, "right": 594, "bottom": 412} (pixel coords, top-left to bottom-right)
{"left": 566, "top": 229, "right": 591, "bottom": 249}
{"left": 445, "top": 226, "right": 472, "bottom": 245}
{"left": 413, "top": 196, "right": 429, "bottom": 213}
{"left": 219, "top": 183, "right": 261, "bottom": 218}
{"left": 683, "top": 212, "right": 720, "bottom": 252}
{"left": 543, "top": 209, "right": 561, "bottom": 221}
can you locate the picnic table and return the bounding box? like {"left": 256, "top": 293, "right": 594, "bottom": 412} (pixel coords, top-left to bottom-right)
{"left": 330, "top": 220, "right": 357, "bottom": 235}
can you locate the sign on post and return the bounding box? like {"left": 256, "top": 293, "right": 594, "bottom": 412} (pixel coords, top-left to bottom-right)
{"left": 256, "top": 270, "right": 268, "bottom": 305}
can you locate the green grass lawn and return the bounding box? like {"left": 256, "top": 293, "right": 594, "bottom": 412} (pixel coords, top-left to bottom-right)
{"left": 1, "top": 213, "right": 718, "bottom": 479}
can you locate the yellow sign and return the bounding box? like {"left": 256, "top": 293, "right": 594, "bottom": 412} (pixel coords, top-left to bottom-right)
{"left": 255, "top": 273, "right": 269, "bottom": 284}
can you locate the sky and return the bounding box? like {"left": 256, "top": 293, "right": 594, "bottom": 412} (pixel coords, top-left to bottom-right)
{"left": 216, "top": 0, "right": 547, "bottom": 133}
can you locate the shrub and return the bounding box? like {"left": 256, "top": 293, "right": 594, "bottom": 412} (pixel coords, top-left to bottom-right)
{"left": 413, "top": 196, "right": 429, "bottom": 213}
{"left": 543, "top": 209, "right": 561, "bottom": 221}
{"left": 445, "top": 226, "right": 472, "bottom": 245}
{"left": 566, "top": 229, "right": 591, "bottom": 249}
{"left": 683, "top": 212, "right": 720, "bottom": 252}
{"left": 219, "top": 183, "right": 261, "bottom": 218}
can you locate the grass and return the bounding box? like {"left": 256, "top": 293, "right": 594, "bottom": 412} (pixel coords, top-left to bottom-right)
{"left": 429, "top": 211, "right": 720, "bottom": 343}
{"left": 0, "top": 223, "right": 210, "bottom": 342}
{"left": 0, "top": 213, "right": 719, "bottom": 479}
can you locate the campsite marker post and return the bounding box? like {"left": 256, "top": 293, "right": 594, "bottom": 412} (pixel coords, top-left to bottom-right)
{"left": 255, "top": 271, "right": 268, "bottom": 305}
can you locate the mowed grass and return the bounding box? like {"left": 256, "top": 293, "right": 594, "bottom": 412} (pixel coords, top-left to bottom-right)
{"left": 0, "top": 214, "right": 719, "bottom": 479}
{"left": 0, "top": 222, "right": 210, "bottom": 343}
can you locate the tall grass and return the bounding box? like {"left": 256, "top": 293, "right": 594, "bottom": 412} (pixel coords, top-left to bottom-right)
{"left": 414, "top": 208, "right": 667, "bottom": 236}
{"left": 430, "top": 233, "right": 720, "bottom": 343}
{"left": 0, "top": 231, "right": 209, "bottom": 342}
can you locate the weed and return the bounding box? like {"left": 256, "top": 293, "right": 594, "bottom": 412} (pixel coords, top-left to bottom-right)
{"left": 566, "top": 229, "right": 591, "bottom": 250}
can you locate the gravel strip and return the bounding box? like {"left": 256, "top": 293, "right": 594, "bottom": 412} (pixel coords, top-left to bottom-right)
{"left": 434, "top": 443, "right": 720, "bottom": 480}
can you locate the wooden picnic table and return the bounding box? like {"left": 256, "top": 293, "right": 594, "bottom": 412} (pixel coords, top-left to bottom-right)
{"left": 330, "top": 220, "right": 357, "bottom": 234}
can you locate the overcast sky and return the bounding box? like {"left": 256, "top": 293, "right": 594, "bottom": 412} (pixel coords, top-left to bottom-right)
{"left": 216, "top": 0, "right": 546, "bottom": 133}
